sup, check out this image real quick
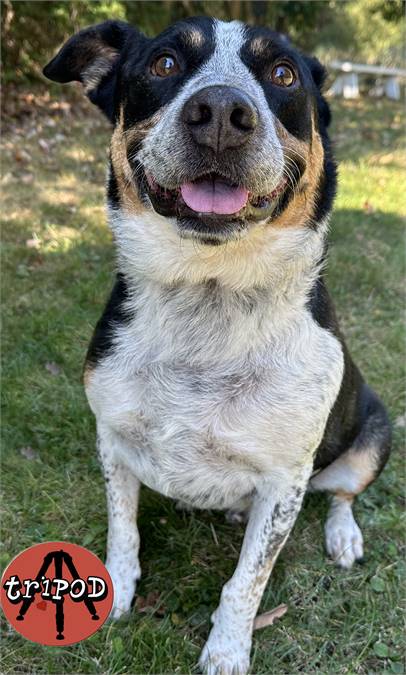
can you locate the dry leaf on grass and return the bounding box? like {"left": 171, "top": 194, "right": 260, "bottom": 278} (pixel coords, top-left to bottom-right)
{"left": 14, "top": 149, "right": 31, "bottom": 163}
{"left": 395, "top": 414, "right": 405, "bottom": 428}
{"left": 363, "top": 200, "right": 375, "bottom": 214}
{"left": 253, "top": 603, "right": 288, "bottom": 630}
{"left": 19, "top": 446, "right": 39, "bottom": 461}
{"left": 26, "top": 237, "right": 41, "bottom": 249}
{"left": 135, "top": 591, "right": 165, "bottom": 616}
{"left": 38, "top": 138, "right": 50, "bottom": 153}
{"left": 21, "top": 173, "right": 34, "bottom": 185}
{"left": 45, "top": 361, "right": 61, "bottom": 376}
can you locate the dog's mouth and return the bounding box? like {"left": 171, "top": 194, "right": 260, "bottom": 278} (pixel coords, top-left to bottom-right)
{"left": 143, "top": 171, "right": 289, "bottom": 241}
{"left": 180, "top": 176, "right": 250, "bottom": 215}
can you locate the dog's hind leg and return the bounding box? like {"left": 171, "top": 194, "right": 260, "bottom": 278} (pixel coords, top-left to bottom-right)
{"left": 310, "top": 386, "right": 391, "bottom": 568}
{"left": 98, "top": 425, "right": 141, "bottom": 618}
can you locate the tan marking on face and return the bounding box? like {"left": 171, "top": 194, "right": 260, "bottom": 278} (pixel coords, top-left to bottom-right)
{"left": 272, "top": 111, "right": 324, "bottom": 229}
{"left": 110, "top": 108, "right": 143, "bottom": 215}
{"left": 184, "top": 28, "right": 205, "bottom": 48}
{"left": 110, "top": 108, "right": 167, "bottom": 215}
{"left": 250, "top": 37, "right": 269, "bottom": 56}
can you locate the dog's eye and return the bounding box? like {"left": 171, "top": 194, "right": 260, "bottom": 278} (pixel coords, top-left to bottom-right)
{"left": 271, "top": 63, "right": 296, "bottom": 87}
{"left": 151, "top": 54, "right": 180, "bottom": 78}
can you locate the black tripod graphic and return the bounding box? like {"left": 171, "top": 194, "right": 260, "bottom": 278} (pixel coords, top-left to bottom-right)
{"left": 16, "top": 549, "right": 100, "bottom": 640}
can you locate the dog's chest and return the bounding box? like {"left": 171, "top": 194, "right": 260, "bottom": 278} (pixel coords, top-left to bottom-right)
{"left": 87, "top": 288, "right": 343, "bottom": 509}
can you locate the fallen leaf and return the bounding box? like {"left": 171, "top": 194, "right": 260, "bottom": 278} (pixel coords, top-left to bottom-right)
{"left": 14, "top": 149, "right": 31, "bottom": 163}
{"left": 21, "top": 173, "right": 34, "bottom": 185}
{"left": 26, "top": 237, "right": 41, "bottom": 249}
{"left": 253, "top": 604, "right": 288, "bottom": 630}
{"left": 45, "top": 361, "right": 61, "bottom": 376}
{"left": 363, "top": 200, "right": 375, "bottom": 214}
{"left": 19, "top": 446, "right": 39, "bottom": 460}
{"left": 135, "top": 591, "right": 160, "bottom": 612}
{"left": 395, "top": 414, "right": 405, "bottom": 428}
{"left": 1, "top": 172, "right": 14, "bottom": 184}
{"left": 38, "top": 138, "right": 50, "bottom": 153}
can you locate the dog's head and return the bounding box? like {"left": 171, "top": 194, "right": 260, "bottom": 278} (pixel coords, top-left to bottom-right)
{"left": 44, "top": 17, "right": 335, "bottom": 284}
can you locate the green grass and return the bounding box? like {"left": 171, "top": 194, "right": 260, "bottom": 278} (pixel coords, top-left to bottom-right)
{"left": 1, "top": 94, "right": 405, "bottom": 674}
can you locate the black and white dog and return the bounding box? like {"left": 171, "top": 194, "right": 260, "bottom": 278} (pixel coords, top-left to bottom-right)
{"left": 44, "top": 17, "right": 391, "bottom": 674}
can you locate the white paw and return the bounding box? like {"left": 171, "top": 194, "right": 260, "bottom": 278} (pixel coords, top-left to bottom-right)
{"left": 199, "top": 630, "right": 251, "bottom": 675}
{"left": 106, "top": 558, "right": 140, "bottom": 619}
{"left": 325, "top": 507, "right": 364, "bottom": 569}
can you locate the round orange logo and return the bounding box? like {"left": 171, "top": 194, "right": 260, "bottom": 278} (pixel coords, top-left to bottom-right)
{"left": 1, "top": 542, "right": 113, "bottom": 646}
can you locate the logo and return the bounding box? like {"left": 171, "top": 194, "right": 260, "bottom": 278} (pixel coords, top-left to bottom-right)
{"left": 1, "top": 542, "right": 113, "bottom": 645}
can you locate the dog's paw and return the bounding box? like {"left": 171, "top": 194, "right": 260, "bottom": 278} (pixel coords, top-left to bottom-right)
{"left": 199, "top": 630, "right": 251, "bottom": 675}
{"left": 325, "top": 507, "right": 364, "bottom": 569}
{"left": 106, "top": 558, "right": 140, "bottom": 620}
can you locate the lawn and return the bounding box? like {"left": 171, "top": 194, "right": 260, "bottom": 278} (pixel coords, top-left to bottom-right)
{"left": 1, "top": 90, "right": 405, "bottom": 674}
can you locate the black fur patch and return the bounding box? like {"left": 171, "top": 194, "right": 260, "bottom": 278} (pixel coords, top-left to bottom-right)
{"left": 120, "top": 17, "right": 216, "bottom": 128}
{"left": 86, "top": 274, "right": 132, "bottom": 366}
{"left": 241, "top": 28, "right": 323, "bottom": 142}
{"left": 309, "top": 277, "right": 391, "bottom": 472}
{"left": 107, "top": 166, "right": 121, "bottom": 209}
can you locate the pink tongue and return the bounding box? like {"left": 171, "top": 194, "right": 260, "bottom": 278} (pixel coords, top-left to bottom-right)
{"left": 180, "top": 178, "right": 249, "bottom": 215}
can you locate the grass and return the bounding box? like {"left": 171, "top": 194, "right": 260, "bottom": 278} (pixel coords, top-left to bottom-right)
{"left": 1, "top": 92, "right": 405, "bottom": 674}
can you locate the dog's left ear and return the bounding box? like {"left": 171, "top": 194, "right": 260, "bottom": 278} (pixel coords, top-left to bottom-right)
{"left": 43, "top": 20, "right": 142, "bottom": 121}
{"left": 304, "top": 55, "right": 331, "bottom": 128}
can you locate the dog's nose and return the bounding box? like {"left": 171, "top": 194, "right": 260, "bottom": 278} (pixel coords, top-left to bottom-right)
{"left": 182, "top": 86, "right": 258, "bottom": 153}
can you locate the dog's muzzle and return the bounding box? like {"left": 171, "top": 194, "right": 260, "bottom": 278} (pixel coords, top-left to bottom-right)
{"left": 182, "top": 85, "right": 259, "bottom": 154}
{"left": 137, "top": 85, "right": 293, "bottom": 241}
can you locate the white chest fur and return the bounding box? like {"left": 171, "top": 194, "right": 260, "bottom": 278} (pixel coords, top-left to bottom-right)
{"left": 86, "top": 279, "right": 344, "bottom": 510}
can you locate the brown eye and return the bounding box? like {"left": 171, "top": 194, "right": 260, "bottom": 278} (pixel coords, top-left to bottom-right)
{"left": 151, "top": 54, "right": 180, "bottom": 77}
{"left": 271, "top": 63, "right": 296, "bottom": 87}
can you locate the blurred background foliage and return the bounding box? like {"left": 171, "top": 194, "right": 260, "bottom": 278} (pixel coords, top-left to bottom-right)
{"left": 2, "top": 0, "right": 405, "bottom": 84}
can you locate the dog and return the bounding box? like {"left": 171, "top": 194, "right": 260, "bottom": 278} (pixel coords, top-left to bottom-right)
{"left": 44, "top": 17, "right": 391, "bottom": 674}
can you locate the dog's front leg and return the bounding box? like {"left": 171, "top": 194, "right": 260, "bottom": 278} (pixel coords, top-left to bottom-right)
{"left": 199, "top": 476, "right": 309, "bottom": 675}
{"left": 98, "top": 425, "right": 141, "bottom": 619}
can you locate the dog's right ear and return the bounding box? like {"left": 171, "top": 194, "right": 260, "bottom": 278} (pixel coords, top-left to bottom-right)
{"left": 43, "top": 20, "right": 142, "bottom": 121}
